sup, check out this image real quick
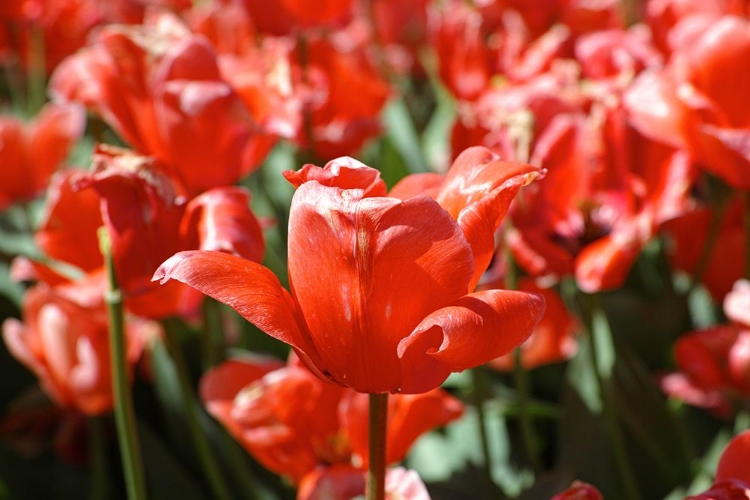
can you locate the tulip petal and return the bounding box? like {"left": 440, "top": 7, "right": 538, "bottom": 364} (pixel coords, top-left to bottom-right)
{"left": 283, "top": 157, "right": 387, "bottom": 197}
{"left": 182, "top": 186, "right": 265, "bottom": 263}
{"left": 574, "top": 234, "right": 642, "bottom": 293}
{"left": 153, "top": 251, "right": 315, "bottom": 356}
{"left": 399, "top": 290, "right": 545, "bottom": 392}
{"left": 716, "top": 429, "right": 750, "bottom": 484}
{"left": 388, "top": 173, "right": 444, "bottom": 201}
{"left": 437, "top": 147, "right": 544, "bottom": 289}
{"left": 288, "top": 182, "right": 474, "bottom": 393}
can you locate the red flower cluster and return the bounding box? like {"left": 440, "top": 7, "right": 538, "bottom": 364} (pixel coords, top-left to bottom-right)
{"left": 200, "top": 353, "right": 462, "bottom": 490}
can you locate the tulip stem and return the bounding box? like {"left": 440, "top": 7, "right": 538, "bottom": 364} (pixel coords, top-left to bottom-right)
{"left": 513, "top": 349, "right": 541, "bottom": 472}
{"left": 367, "top": 393, "right": 389, "bottom": 500}
{"left": 99, "top": 228, "right": 147, "bottom": 500}
{"left": 26, "top": 25, "right": 46, "bottom": 115}
{"left": 163, "top": 321, "right": 233, "bottom": 500}
{"left": 687, "top": 188, "right": 731, "bottom": 296}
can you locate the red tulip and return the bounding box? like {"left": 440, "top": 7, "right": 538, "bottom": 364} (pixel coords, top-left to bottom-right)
{"left": 297, "top": 33, "right": 391, "bottom": 160}
{"left": 297, "top": 465, "right": 432, "bottom": 500}
{"left": 49, "top": 10, "right": 275, "bottom": 197}
{"left": 660, "top": 326, "right": 743, "bottom": 418}
{"left": 661, "top": 196, "right": 746, "bottom": 301}
{"left": 661, "top": 280, "right": 750, "bottom": 416}
{"left": 238, "top": 0, "right": 353, "bottom": 36}
{"left": 551, "top": 481, "right": 604, "bottom": 500}
{"left": 67, "top": 145, "right": 265, "bottom": 319}
{"left": 0, "top": 103, "right": 84, "bottom": 210}
{"left": 688, "top": 429, "right": 750, "bottom": 499}
{"left": 31, "top": 169, "right": 104, "bottom": 284}
{"left": 626, "top": 15, "right": 750, "bottom": 191}
{"left": 200, "top": 355, "right": 463, "bottom": 483}
{"left": 2, "top": 275, "right": 152, "bottom": 415}
{"left": 156, "top": 148, "right": 545, "bottom": 393}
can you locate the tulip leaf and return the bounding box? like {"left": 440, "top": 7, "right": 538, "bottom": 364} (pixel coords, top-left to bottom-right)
{"left": 148, "top": 336, "right": 197, "bottom": 465}
{"left": 382, "top": 98, "right": 429, "bottom": 173}
{"left": 421, "top": 75, "right": 456, "bottom": 172}
{"left": 407, "top": 406, "right": 530, "bottom": 497}
{"left": 0, "top": 261, "right": 23, "bottom": 306}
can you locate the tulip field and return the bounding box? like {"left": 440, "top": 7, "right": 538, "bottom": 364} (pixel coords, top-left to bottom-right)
{"left": 2, "top": 1, "right": 750, "bottom": 499}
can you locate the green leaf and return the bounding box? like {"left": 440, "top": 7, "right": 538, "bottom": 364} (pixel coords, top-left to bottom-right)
{"left": 382, "top": 98, "right": 429, "bottom": 174}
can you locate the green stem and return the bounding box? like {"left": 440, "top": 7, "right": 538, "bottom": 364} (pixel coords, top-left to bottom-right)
{"left": 367, "top": 393, "right": 388, "bottom": 500}
{"left": 584, "top": 294, "right": 641, "bottom": 500}
{"left": 513, "top": 349, "right": 541, "bottom": 471}
{"left": 26, "top": 25, "right": 46, "bottom": 115}
{"left": 88, "top": 416, "right": 110, "bottom": 500}
{"left": 163, "top": 322, "right": 233, "bottom": 500}
{"left": 200, "top": 298, "right": 225, "bottom": 370}
{"left": 99, "top": 229, "right": 147, "bottom": 500}
{"left": 687, "top": 196, "right": 729, "bottom": 296}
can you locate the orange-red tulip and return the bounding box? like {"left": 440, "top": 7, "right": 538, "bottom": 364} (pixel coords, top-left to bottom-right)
{"left": 49, "top": 10, "right": 274, "bottom": 197}
{"left": 2, "top": 275, "right": 152, "bottom": 415}
{"left": 200, "top": 355, "right": 462, "bottom": 484}
{"left": 297, "top": 465, "right": 431, "bottom": 500}
{"left": 156, "top": 147, "right": 545, "bottom": 393}
{"left": 661, "top": 280, "right": 750, "bottom": 417}
{"left": 0, "top": 103, "right": 84, "bottom": 210}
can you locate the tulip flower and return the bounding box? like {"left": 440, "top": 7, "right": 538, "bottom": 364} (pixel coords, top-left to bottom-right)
{"left": 156, "top": 147, "right": 545, "bottom": 394}
{"left": 49, "top": 10, "right": 275, "bottom": 197}
{"left": 298, "top": 466, "right": 432, "bottom": 500}
{"left": 200, "top": 355, "right": 463, "bottom": 483}
{"left": 687, "top": 429, "right": 750, "bottom": 500}
{"left": 661, "top": 279, "right": 750, "bottom": 417}
{"left": 625, "top": 15, "right": 750, "bottom": 191}
{"left": 25, "top": 145, "right": 266, "bottom": 320}
{"left": 551, "top": 481, "right": 604, "bottom": 500}
{"left": 0, "top": 103, "right": 84, "bottom": 210}
{"left": 661, "top": 195, "right": 746, "bottom": 301}
{"left": 1, "top": 274, "right": 153, "bottom": 415}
